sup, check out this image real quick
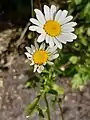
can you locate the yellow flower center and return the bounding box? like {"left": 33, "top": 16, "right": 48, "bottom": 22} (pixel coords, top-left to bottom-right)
{"left": 43, "top": 20, "right": 61, "bottom": 37}
{"left": 33, "top": 50, "right": 48, "bottom": 65}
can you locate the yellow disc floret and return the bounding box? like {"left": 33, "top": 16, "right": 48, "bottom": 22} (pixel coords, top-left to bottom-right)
{"left": 33, "top": 50, "right": 48, "bottom": 65}
{"left": 44, "top": 20, "right": 61, "bottom": 37}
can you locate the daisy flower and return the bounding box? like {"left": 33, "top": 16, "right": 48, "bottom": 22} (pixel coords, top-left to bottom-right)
{"left": 29, "top": 5, "right": 77, "bottom": 48}
{"left": 25, "top": 42, "right": 59, "bottom": 73}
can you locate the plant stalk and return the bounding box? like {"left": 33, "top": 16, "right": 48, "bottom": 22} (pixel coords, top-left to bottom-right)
{"left": 58, "top": 101, "right": 64, "bottom": 120}
{"left": 31, "top": 0, "right": 34, "bottom": 17}
{"left": 44, "top": 93, "right": 51, "bottom": 120}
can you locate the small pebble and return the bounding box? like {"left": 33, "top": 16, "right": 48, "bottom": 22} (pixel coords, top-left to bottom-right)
{"left": 0, "top": 78, "right": 3, "bottom": 88}
{"left": 26, "top": 116, "right": 30, "bottom": 118}
{"left": 13, "top": 76, "right": 17, "bottom": 79}
{"left": 17, "top": 96, "right": 21, "bottom": 100}
{"left": 72, "top": 100, "right": 76, "bottom": 103}
{"left": 12, "top": 69, "right": 16, "bottom": 73}
{"left": 79, "top": 85, "right": 84, "bottom": 91}
{"left": 18, "top": 74, "right": 24, "bottom": 79}
{"left": 64, "top": 96, "right": 68, "bottom": 101}
{"left": 1, "top": 59, "right": 5, "bottom": 64}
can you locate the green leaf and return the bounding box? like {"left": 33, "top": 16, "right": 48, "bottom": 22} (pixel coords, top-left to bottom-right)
{"left": 24, "top": 81, "right": 32, "bottom": 88}
{"left": 74, "top": 0, "right": 82, "bottom": 5}
{"left": 48, "top": 89, "right": 58, "bottom": 95}
{"left": 37, "top": 106, "right": 44, "bottom": 118}
{"left": 80, "top": 2, "right": 90, "bottom": 20}
{"left": 69, "top": 56, "right": 78, "bottom": 64}
{"left": 80, "top": 36, "right": 88, "bottom": 46}
{"left": 72, "top": 74, "right": 82, "bottom": 89}
{"left": 52, "top": 84, "right": 64, "bottom": 95}
{"left": 84, "top": 2, "right": 90, "bottom": 17}
{"left": 87, "top": 27, "right": 90, "bottom": 36}
{"left": 25, "top": 94, "right": 41, "bottom": 117}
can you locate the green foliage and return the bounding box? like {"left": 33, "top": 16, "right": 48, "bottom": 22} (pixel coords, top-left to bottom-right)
{"left": 51, "top": 0, "right": 90, "bottom": 89}
{"left": 25, "top": 66, "right": 65, "bottom": 119}
{"left": 80, "top": 2, "right": 90, "bottom": 20}
{"left": 52, "top": 84, "right": 64, "bottom": 95}
{"left": 25, "top": 94, "right": 42, "bottom": 119}
{"left": 69, "top": 56, "right": 79, "bottom": 64}
{"left": 73, "top": 0, "right": 82, "bottom": 5}
{"left": 25, "top": 0, "right": 90, "bottom": 119}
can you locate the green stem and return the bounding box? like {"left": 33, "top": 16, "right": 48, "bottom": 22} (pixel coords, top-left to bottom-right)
{"left": 31, "top": 0, "right": 34, "bottom": 17}
{"left": 30, "top": 0, "right": 34, "bottom": 39}
{"left": 58, "top": 101, "right": 64, "bottom": 120}
{"left": 44, "top": 93, "right": 51, "bottom": 120}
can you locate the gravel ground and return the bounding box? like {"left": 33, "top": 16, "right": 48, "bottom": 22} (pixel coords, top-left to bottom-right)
{"left": 0, "top": 29, "right": 90, "bottom": 120}
{"left": 0, "top": 55, "right": 90, "bottom": 120}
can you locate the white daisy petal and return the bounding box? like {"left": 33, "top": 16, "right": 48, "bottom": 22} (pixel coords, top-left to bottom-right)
{"left": 53, "top": 38, "right": 62, "bottom": 49}
{"left": 36, "top": 27, "right": 45, "bottom": 34}
{"left": 57, "top": 33, "right": 77, "bottom": 43}
{"left": 30, "top": 18, "right": 42, "bottom": 27}
{"left": 48, "top": 37, "right": 54, "bottom": 48}
{"left": 30, "top": 60, "right": 34, "bottom": 66}
{"left": 61, "top": 16, "right": 73, "bottom": 25}
{"left": 25, "top": 47, "right": 33, "bottom": 54}
{"left": 43, "top": 62, "right": 47, "bottom": 65}
{"left": 62, "top": 27, "right": 75, "bottom": 33}
{"left": 34, "top": 9, "right": 46, "bottom": 24}
{"left": 66, "top": 39, "right": 74, "bottom": 42}
{"left": 31, "top": 45, "right": 36, "bottom": 52}
{"left": 52, "top": 50, "right": 57, "bottom": 55}
{"left": 49, "top": 54, "right": 59, "bottom": 61}
{"left": 62, "top": 33, "right": 77, "bottom": 39}
{"left": 46, "top": 46, "right": 50, "bottom": 52}
{"left": 47, "top": 61, "right": 54, "bottom": 65}
{"left": 47, "top": 45, "right": 57, "bottom": 53}
{"left": 46, "top": 34, "right": 50, "bottom": 43}
{"left": 37, "top": 66, "right": 44, "bottom": 73}
{"left": 50, "top": 5, "right": 56, "bottom": 20}
{"left": 56, "top": 35, "right": 67, "bottom": 44}
{"left": 29, "top": 26, "right": 39, "bottom": 31}
{"left": 58, "top": 10, "right": 68, "bottom": 23}
{"left": 62, "top": 22, "right": 77, "bottom": 28}
{"left": 25, "top": 52, "right": 32, "bottom": 58}
{"left": 34, "top": 64, "right": 38, "bottom": 72}
{"left": 37, "top": 34, "right": 46, "bottom": 43}
{"left": 55, "top": 10, "right": 62, "bottom": 21}
{"left": 44, "top": 5, "right": 50, "bottom": 21}
{"left": 34, "top": 40, "right": 39, "bottom": 50}
{"left": 40, "top": 43, "right": 45, "bottom": 50}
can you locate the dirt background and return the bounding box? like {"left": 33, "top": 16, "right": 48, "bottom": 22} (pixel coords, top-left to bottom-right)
{"left": 0, "top": 0, "right": 90, "bottom": 119}
{"left": 0, "top": 28, "right": 90, "bottom": 120}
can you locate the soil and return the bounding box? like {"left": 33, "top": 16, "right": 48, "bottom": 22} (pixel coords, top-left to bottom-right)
{"left": 0, "top": 28, "right": 90, "bottom": 120}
